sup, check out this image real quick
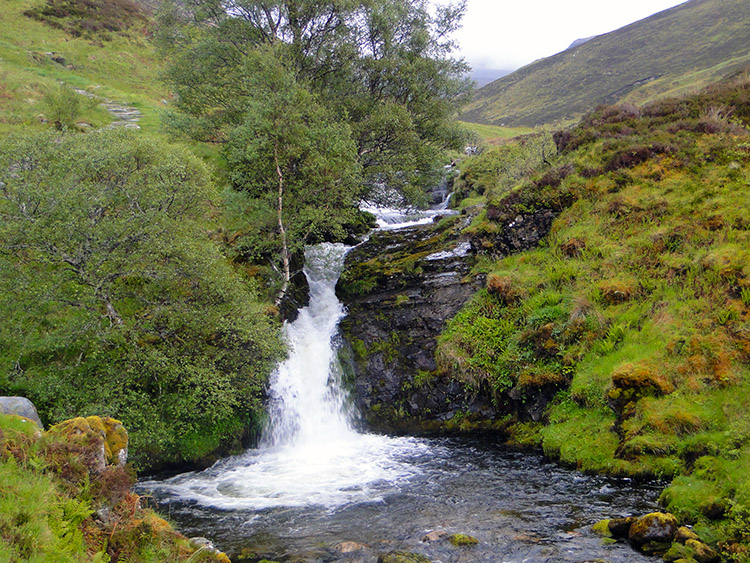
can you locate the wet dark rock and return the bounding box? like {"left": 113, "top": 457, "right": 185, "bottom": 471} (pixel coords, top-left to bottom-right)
{"left": 477, "top": 208, "right": 557, "bottom": 258}
{"left": 608, "top": 516, "right": 638, "bottom": 538}
{"left": 336, "top": 217, "right": 488, "bottom": 431}
{"left": 639, "top": 540, "right": 672, "bottom": 555}
{"left": 278, "top": 264, "right": 310, "bottom": 322}
{"left": 628, "top": 512, "right": 678, "bottom": 549}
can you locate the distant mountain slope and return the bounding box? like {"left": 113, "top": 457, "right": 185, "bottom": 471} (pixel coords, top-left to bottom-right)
{"left": 461, "top": 0, "right": 750, "bottom": 127}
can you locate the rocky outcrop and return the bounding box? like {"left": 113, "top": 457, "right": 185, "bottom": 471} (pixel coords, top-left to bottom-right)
{"left": 0, "top": 396, "right": 44, "bottom": 428}
{"left": 336, "top": 214, "right": 491, "bottom": 431}
{"left": 48, "top": 415, "right": 129, "bottom": 471}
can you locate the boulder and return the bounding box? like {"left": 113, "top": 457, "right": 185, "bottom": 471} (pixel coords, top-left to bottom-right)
{"left": 334, "top": 541, "right": 367, "bottom": 553}
{"left": 48, "top": 416, "right": 128, "bottom": 471}
{"left": 684, "top": 539, "right": 720, "bottom": 563}
{"left": 608, "top": 516, "right": 637, "bottom": 538}
{"left": 628, "top": 512, "right": 678, "bottom": 549}
{"left": 377, "top": 551, "right": 432, "bottom": 563}
{"left": 0, "top": 396, "right": 43, "bottom": 429}
{"left": 422, "top": 530, "right": 448, "bottom": 542}
{"left": 674, "top": 527, "right": 700, "bottom": 544}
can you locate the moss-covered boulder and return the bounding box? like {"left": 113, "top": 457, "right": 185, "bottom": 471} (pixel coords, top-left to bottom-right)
{"left": 48, "top": 416, "right": 128, "bottom": 471}
{"left": 684, "top": 539, "right": 720, "bottom": 563}
{"left": 377, "top": 551, "right": 432, "bottom": 563}
{"left": 592, "top": 519, "right": 613, "bottom": 537}
{"left": 664, "top": 541, "right": 697, "bottom": 562}
{"left": 674, "top": 527, "right": 701, "bottom": 544}
{"left": 628, "top": 512, "right": 678, "bottom": 549}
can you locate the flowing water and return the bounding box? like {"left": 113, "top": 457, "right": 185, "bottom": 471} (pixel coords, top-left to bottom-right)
{"left": 139, "top": 219, "right": 660, "bottom": 563}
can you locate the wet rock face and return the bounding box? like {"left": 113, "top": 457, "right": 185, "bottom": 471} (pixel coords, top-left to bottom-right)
{"left": 336, "top": 217, "right": 488, "bottom": 430}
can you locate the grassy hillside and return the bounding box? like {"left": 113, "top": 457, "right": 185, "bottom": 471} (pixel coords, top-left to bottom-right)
{"left": 461, "top": 0, "right": 750, "bottom": 128}
{"left": 441, "top": 74, "right": 750, "bottom": 558}
{"left": 0, "top": 0, "right": 166, "bottom": 136}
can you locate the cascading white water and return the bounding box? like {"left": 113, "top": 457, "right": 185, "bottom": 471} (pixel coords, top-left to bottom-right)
{"left": 145, "top": 241, "right": 427, "bottom": 510}
{"left": 261, "top": 243, "right": 356, "bottom": 447}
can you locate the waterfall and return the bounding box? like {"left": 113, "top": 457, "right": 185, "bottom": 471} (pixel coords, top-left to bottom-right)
{"left": 261, "top": 242, "right": 356, "bottom": 447}
{"left": 146, "top": 241, "right": 426, "bottom": 510}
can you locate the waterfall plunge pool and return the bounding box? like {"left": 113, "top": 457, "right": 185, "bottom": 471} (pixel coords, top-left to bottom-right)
{"left": 138, "top": 236, "right": 661, "bottom": 563}
{"left": 139, "top": 436, "right": 660, "bottom": 562}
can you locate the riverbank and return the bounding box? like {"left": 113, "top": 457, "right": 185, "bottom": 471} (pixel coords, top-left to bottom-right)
{"left": 336, "top": 74, "right": 750, "bottom": 560}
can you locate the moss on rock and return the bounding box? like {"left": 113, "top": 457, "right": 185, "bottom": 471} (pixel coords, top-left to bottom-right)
{"left": 447, "top": 533, "right": 479, "bottom": 546}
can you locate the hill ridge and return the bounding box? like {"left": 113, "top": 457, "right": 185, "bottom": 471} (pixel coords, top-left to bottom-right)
{"left": 462, "top": 0, "right": 750, "bottom": 127}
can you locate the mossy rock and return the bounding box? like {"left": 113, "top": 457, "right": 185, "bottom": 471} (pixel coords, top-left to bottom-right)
{"left": 608, "top": 516, "right": 637, "bottom": 538}
{"left": 664, "top": 542, "right": 696, "bottom": 562}
{"left": 610, "top": 364, "right": 674, "bottom": 395}
{"left": 674, "top": 527, "right": 701, "bottom": 544}
{"left": 377, "top": 551, "right": 432, "bottom": 563}
{"left": 447, "top": 533, "right": 478, "bottom": 546}
{"left": 684, "top": 539, "right": 720, "bottom": 563}
{"left": 628, "top": 512, "right": 678, "bottom": 548}
{"left": 48, "top": 416, "right": 128, "bottom": 470}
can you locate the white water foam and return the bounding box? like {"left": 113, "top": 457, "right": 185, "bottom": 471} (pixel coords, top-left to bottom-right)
{"left": 144, "top": 242, "right": 429, "bottom": 510}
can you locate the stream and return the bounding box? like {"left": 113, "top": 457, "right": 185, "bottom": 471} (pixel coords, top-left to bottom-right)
{"left": 138, "top": 206, "right": 661, "bottom": 563}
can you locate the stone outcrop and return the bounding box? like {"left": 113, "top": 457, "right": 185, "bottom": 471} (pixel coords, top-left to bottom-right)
{"left": 336, "top": 214, "right": 489, "bottom": 431}
{"left": 48, "top": 416, "right": 128, "bottom": 471}
{"left": 336, "top": 193, "right": 566, "bottom": 432}
{"left": 0, "top": 396, "right": 44, "bottom": 428}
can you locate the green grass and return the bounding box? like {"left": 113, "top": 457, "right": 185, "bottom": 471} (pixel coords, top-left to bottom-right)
{"left": 439, "top": 77, "right": 750, "bottom": 557}
{"left": 458, "top": 121, "right": 533, "bottom": 142}
{"left": 461, "top": 0, "right": 750, "bottom": 127}
{"left": 0, "top": 0, "right": 166, "bottom": 137}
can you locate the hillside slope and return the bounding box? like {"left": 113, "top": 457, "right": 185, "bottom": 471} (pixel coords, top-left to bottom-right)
{"left": 461, "top": 0, "right": 750, "bottom": 127}
{"left": 0, "top": 0, "right": 166, "bottom": 136}
{"left": 444, "top": 76, "right": 750, "bottom": 558}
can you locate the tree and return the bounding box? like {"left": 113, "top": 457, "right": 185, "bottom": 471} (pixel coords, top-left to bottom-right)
{"left": 0, "top": 130, "right": 282, "bottom": 469}
{"left": 157, "top": 0, "right": 472, "bottom": 199}
{"left": 223, "top": 49, "right": 364, "bottom": 302}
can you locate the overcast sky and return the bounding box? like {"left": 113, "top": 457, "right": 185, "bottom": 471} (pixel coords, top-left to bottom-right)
{"left": 453, "top": 0, "right": 690, "bottom": 71}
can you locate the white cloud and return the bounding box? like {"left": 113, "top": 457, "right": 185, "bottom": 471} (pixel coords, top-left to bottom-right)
{"left": 451, "top": 0, "right": 689, "bottom": 70}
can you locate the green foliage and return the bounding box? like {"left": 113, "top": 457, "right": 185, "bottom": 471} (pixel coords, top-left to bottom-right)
{"left": 0, "top": 414, "right": 226, "bottom": 562}
{"left": 42, "top": 82, "right": 96, "bottom": 130}
{"left": 0, "top": 130, "right": 282, "bottom": 470}
{"left": 452, "top": 131, "right": 555, "bottom": 204}
{"left": 157, "top": 0, "right": 472, "bottom": 203}
{"left": 223, "top": 49, "right": 364, "bottom": 279}
{"left": 462, "top": 0, "right": 750, "bottom": 127}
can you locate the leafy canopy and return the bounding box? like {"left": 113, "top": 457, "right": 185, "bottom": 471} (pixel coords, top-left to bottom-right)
{"left": 157, "top": 0, "right": 472, "bottom": 201}
{"left": 0, "top": 130, "right": 282, "bottom": 470}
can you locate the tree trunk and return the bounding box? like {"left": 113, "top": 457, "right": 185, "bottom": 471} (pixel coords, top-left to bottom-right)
{"left": 274, "top": 140, "right": 291, "bottom": 306}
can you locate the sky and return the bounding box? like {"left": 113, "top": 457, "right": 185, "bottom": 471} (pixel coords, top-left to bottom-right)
{"left": 452, "top": 0, "right": 690, "bottom": 72}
